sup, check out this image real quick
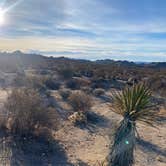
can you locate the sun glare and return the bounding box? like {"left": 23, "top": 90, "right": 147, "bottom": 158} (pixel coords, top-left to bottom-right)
{"left": 0, "top": 8, "right": 5, "bottom": 25}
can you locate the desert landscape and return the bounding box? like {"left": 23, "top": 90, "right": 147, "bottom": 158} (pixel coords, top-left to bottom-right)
{"left": 0, "top": 51, "right": 165, "bottom": 165}
{"left": 0, "top": 0, "right": 166, "bottom": 165}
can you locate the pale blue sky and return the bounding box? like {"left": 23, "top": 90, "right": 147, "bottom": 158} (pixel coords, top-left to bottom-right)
{"left": 0, "top": 0, "right": 166, "bottom": 62}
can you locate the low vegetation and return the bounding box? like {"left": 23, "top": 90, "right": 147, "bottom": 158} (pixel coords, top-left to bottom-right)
{"left": 69, "top": 91, "right": 92, "bottom": 113}
{"left": 59, "top": 89, "right": 71, "bottom": 100}
{"left": 109, "top": 84, "right": 159, "bottom": 166}
{"left": 4, "top": 88, "right": 59, "bottom": 137}
{"left": 68, "top": 91, "right": 92, "bottom": 125}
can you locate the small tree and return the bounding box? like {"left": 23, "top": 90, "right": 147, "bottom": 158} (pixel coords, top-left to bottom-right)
{"left": 109, "top": 84, "right": 158, "bottom": 166}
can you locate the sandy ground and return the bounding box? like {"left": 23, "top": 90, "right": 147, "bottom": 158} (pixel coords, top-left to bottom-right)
{"left": 0, "top": 89, "right": 165, "bottom": 166}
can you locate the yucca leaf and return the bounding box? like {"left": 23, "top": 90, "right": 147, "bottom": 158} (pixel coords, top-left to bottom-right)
{"left": 111, "top": 83, "right": 158, "bottom": 125}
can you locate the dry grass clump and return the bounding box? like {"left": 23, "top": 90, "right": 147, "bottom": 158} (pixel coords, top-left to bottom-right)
{"left": 4, "top": 88, "right": 59, "bottom": 137}
{"left": 69, "top": 91, "right": 92, "bottom": 113}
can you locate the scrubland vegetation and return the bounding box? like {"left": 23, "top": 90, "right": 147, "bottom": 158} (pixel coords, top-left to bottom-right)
{"left": 0, "top": 52, "right": 165, "bottom": 165}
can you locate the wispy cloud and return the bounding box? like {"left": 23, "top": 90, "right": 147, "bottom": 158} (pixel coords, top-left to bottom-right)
{"left": 0, "top": 0, "right": 166, "bottom": 61}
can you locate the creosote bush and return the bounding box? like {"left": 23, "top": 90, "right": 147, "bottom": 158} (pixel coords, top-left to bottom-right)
{"left": 69, "top": 91, "right": 92, "bottom": 113}
{"left": 4, "top": 88, "right": 59, "bottom": 137}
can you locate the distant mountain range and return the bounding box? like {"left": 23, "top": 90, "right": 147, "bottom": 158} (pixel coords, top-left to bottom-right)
{"left": 0, "top": 51, "right": 165, "bottom": 72}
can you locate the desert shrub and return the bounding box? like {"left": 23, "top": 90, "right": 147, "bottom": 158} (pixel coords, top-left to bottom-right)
{"left": 80, "top": 70, "right": 93, "bottom": 77}
{"left": 44, "top": 78, "right": 60, "bottom": 90}
{"left": 26, "top": 75, "right": 60, "bottom": 94}
{"left": 0, "top": 109, "right": 7, "bottom": 130}
{"left": 66, "top": 79, "right": 80, "bottom": 90}
{"left": 81, "top": 87, "right": 93, "bottom": 94}
{"left": 72, "top": 77, "right": 91, "bottom": 87}
{"left": 147, "top": 76, "right": 166, "bottom": 97}
{"left": 4, "top": 88, "right": 59, "bottom": 137}
{"left": 12, "top": 72, "right": 27, "bottom": 87}
{"left": 58, "top": 68, "right": 74, "bottom": 79}
{"left": 59, "top": 89, "right": 71, "bottom": 100}
{"left": 91, "top": 79, "right": 110, "bottom": 89}
{"left": 69, "top": 91, "right": 92, "bottom": 112}
{"left": 93, "top": 88, "right": 105, "bottom": 96}
{"left": 26, "top": 75, "right": 47, "bottom": 93}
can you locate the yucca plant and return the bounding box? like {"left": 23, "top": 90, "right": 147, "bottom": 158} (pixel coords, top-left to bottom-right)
{"left": 109, "top": 83, "right": 158, "bottom": 166}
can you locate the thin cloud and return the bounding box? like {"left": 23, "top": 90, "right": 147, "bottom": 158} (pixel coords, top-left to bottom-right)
{"left": 0, "top": 0, "right": 166, "bottom": 61}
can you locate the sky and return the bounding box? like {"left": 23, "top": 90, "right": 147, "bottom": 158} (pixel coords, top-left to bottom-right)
{"left": 0, "top": 0, "right": 166, "bottom": 62}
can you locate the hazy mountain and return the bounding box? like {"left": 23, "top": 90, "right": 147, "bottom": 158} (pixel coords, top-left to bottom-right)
{"left": 0, "top": 51, "right": 165, "bottom": 73}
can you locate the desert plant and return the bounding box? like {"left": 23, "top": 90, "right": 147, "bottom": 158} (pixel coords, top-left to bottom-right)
{"left": 0, "top": 111, "right": 7, "bottom": 130}
{"left": 69, "top": 91, "right": 92, "bottom": 113}
{"left": 91, "top": 78, "right": 110, "bottom": 89}
{"left": 93, "top": 88, "right": 105, "bottom": 96}
{"left": 81, "top": 87, "right": 93, "bottom": 94}
{"left": 109, "top": 84, "right": 158, "bottom": 166}
{"left": 59, "top": 89, "right": 71, "bottom": 100}
{"left": 44, "top": 78, "right": 61, "bottom": 90}
{"left": 4, "top": 88, "right": 59, "bottom": 137}
{"left": 58, "top": 68, "right": 74, "bottom": 79}
{"left": 147, "top": 75, "right": 166, "bottom": 97}
{"left": 26, "top": 75, "right": 47, "bottom": 93}
{"left": 66, "top": 79, "right": 80, "bottom": 90}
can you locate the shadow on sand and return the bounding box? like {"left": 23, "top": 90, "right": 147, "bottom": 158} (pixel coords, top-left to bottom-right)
{"left": 76, "top": 111, "right": 110, "bottom": 133}
{"left": 96, "top": 95, "right": 112, "bottom": 103}
{"left": 136, "top": 138, "right": 166, "bottom": 157}
{"left": 0, "top": 131, "right": 72, "bottom": 166}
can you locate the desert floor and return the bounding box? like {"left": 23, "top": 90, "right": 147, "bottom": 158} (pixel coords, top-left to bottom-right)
{"left": 0, "top": 89, "right": 165, "bottom": 166}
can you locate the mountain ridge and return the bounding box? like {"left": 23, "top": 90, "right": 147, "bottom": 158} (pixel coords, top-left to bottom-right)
{"left": 0, "top": 51, "right": 165, "bottom": 73}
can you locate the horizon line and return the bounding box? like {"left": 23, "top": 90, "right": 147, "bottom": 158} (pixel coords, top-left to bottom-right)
{"left": 0, "top": 50, "right": 165, "bottom": 63}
